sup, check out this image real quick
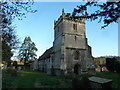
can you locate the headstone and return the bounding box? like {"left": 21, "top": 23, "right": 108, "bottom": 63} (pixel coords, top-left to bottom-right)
{"left": 89, "top": 76, "right": 112, "bottom": 90}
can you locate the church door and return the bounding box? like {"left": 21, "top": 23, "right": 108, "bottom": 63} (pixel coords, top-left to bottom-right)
{"left": 74, "top": 64, "right": 79, "bottom": 74}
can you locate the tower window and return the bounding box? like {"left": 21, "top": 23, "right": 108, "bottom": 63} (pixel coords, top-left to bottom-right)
{"left": 74, "top": 50, "right": 79, "bottom": 60}
{"left": 75, "top": 36, "right": 77, "bottom": 41}
{"left": 73, "top": 24, "right": 77, "bottom": 31}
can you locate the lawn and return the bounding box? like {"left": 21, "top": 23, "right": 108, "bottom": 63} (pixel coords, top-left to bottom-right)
{"left": 2, "top": 69, "right": 120, "bottom": 89}
{"left": 2, "top": 69, "right": 72, "bottom": 88}
{"left": 95, "top": 72, "right": 120, "bottom": 89}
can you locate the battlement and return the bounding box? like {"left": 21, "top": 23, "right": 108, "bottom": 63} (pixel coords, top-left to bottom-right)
{"left": 54, "top": 9, "right": 85, "bottom": 27}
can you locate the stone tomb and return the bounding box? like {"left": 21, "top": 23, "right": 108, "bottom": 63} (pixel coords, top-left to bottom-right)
{"left": 89, "top": 76, "right": 112, "bottom": 90}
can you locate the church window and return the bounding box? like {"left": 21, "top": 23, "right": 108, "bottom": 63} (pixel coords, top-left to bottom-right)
{"left": 75, "top": 36, "right": 77, "bottom": 41}
{"left": 74, "top": 50, "right": 79, "bottom": 60}
{"left": 73, "top": 24, "right": 77, "bottom": 31}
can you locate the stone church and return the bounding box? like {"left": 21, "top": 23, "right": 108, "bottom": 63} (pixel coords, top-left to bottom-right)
{"left": 38, "top": 9, "right": 95, "bottom": 75}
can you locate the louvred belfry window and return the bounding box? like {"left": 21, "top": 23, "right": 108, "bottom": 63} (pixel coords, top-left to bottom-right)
{"left": 73, "top": 24, "right": 77, "bottom": 31}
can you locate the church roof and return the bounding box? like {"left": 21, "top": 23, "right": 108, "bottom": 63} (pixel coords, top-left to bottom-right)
{"left": 38, "top": 47, "right": 53, "bottom": 61}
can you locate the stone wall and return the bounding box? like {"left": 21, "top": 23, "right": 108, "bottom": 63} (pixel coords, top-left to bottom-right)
{"left": 38, "top": 10, "right": 95, "bottom": 76}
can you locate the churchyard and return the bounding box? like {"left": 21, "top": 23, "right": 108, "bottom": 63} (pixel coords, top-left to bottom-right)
{"left": 2, "top": 69, "right": 72, "bottom": 88}
{"left": 2, "top": 68, "right": 120, "bottom": 89}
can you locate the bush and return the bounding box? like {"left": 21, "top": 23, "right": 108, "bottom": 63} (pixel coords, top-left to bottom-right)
{"left": 12, "top": 61, "right": 18, "bottom": 69}
{"left": 106, "top": 58, "right": 115, "bottom": 72}
{"left": 106, "top": 58, "right": 120, "bottom": 73}
{"left": 7, "top": 61, "right": 12, "bottom": 67}
{"left": 114, "top": 61, "right": 120, "bottom": 73}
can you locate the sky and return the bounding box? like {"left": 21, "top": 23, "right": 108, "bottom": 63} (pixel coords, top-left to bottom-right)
{"left": 12, "top": 2, "right": 118, "bottom": 59}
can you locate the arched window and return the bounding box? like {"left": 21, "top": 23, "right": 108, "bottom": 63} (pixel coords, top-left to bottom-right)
{"left": 74, "top": 50, "right": 80, "bottom": 60}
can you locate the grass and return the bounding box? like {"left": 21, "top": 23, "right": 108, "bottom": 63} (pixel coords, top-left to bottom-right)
{"left": 75, "top": 72, "right": 120, "bottom": 89}
{"left": 2, "top": 69, "right": 120, "bottom": 89}
{"left": 95, "top": 72, "right": 120, "bottom": 89}
{"left": 2, "top": 69, "right": 72, "bottom": 88}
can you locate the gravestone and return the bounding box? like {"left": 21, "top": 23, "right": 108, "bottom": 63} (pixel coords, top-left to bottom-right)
{"left": 89, "top": 76, "right": 112, "bottom": 90}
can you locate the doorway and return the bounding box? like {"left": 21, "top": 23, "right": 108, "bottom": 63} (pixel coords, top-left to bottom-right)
{"left": 74, "top": 64, "right": 79, "bottom": 74}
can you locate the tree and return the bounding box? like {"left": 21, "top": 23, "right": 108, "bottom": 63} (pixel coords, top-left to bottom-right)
{"left": 1, "top": 2, "right": 37, "bottom": 20}
{"left": 12, "top": 61, "right": 18, "bottom": 69}
{"left": 94, "top": 58, "right": 100, "bottom": 68}
{"left": 2, "top": 17, "right": 19, "bottom": 63}
{"left": 114, "top": 59, "right": 120, "bottom": 73}
{"left": 18, "top": 37, "right": 38, "bottom": 65}
{"left": 106, "top": 58, "right": 120, "bottom": 73}
{"left": 106, "top": 58, "right": 115, "bottom": 72}
{"left": 72, "top": 2, "right": 120, "bottom": 28}
{"left": 1, "top": 2, "right": 37, "bottom": 64}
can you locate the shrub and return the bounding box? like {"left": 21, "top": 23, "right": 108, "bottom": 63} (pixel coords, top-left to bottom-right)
{"left": 106, "top": 58, "right": 120, "bottom": 73}
{"left": 7, "top": 61, "right": 12, "bottom": 67}
{"left": 12, "top": 61, "right": 18, "bottom": 69}
{"left": 106, "top": 58, "right": 115, "bottom": 72}
{"left": 114, "top": 61, "right": 120, "bottom": 73}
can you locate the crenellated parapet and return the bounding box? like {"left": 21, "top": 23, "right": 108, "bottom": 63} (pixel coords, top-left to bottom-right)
{"left": 54, "top": 9, "right": 85, "bottom": 28}
{"left": 37, "top": 8, "right": 95, "bottom": 76}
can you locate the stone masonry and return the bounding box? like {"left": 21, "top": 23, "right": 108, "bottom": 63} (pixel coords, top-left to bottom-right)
{"left": 38, "top": 9, "right": 95, "bottom": 76}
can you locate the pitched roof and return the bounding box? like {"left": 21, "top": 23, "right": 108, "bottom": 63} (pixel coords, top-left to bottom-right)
{"left": 38, "top": 47, "right": 53, "bottom": 61}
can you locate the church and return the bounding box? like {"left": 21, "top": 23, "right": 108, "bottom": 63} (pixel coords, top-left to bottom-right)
{"left": 38, "top": 9, "right": 95, "bottom": 75}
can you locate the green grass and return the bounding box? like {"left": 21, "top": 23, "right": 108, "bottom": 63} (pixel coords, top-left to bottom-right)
{"left": 2, "top": 69, "right": 72, "bottom": 88}
{"left": 76, "top": 72, "right": 120, "bottom": 89}
{"left": 95, "top": 72, "right": 120, "bottom": 89}
{"left": 2, "top": 69, "right": 120, "bottom": 89}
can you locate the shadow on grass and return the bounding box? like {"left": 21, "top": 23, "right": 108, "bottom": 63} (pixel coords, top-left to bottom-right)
{"left": 2, "top": 69, "right": 72, "bottom": 88}
{"left": 2, "top": 69, "right": 120, "bottom": 89}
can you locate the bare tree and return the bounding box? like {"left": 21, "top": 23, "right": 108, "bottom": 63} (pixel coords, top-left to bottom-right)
{"left": 72, "top": 2, "right": 120, "bottom": 28}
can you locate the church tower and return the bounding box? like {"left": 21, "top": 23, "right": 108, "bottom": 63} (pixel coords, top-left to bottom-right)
{"left": 53, "top": 9, "right": 95, "bottom": 75}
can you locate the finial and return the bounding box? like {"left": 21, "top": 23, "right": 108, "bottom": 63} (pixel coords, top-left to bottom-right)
{"left": 62, "top": 8, "right": 65, "bottom": 15}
